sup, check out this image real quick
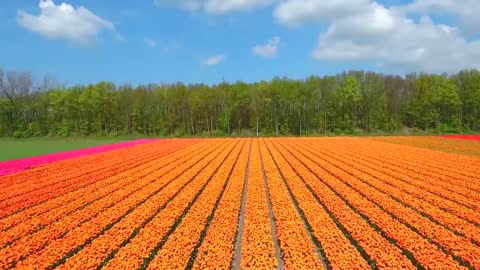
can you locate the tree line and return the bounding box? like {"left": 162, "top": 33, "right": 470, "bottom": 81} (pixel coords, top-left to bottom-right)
{"left": 1, "top": 67, "right": 479, "bottom": 137}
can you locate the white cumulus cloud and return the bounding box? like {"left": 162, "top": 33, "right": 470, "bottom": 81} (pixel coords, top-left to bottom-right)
{"left": 17, "top": 0, "right": 114, "bottom": 46}
{"left": 274, "top": 0, "right": 369, "bottom": 27}
{"left": 202, "top": 54, "right": 225, "bottom": 66}
{"left": 274, "top": 0, "right": 480, "bottom": 72}
{"left": 253, "top": 36, "right": 280, "bottom": 58}
{"left": 154, "top": 0, "right": 274, "bottom": 14}
{"left": 400, "top": 0, "right": 480, "bottom": 36}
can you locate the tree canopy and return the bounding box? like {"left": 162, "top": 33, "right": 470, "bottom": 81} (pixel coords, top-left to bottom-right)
{"left": 1, "top": 68, "right": 479, "bottom": 137}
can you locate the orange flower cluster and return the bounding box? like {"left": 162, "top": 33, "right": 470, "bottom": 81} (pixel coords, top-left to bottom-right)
{"left": 42, "top": 140, "right": 233, "bottom": 270}
{"left": 360, "top": 138, "right": 480, "bottom": 191}
{"left": 91, "top": 140, "right": 237, "bottom": 270}
{"left": 301, "top": 139, "right": 480, "bottom": 241}
{"left": 314, "top": 138, "right": 480, "bottom": 205}
{"left": 341, "top": 146, "right": 480, "bottom": 216}
{"left": 0, "top": 140, "right": 169, "bottom": 188}
{"left": 258, "top": 140, "right": 328, "bottom": 269}
{"left": 281, "top": 138, "right": 476, "bottom": 269}
{"left": 191, "top": 139, "right": 251, "bottom": 269}
{"left": 266, "top": 139, "right": 415, "bottom": 270}
{"left": 0, "top": 139, "right": 220, "bottom": 269}
{"left": 240, "top": 140, "right": 279, "bottom": 269}
{"left": 0, "top": 141, "right": 206, "bottom": 249}
{"left": 145, "top": 140, "right": 246, "bottom": 269}
{"left": 0, "top": 139, "right": 197, "bottom": 218}
{"left": 0, "top": 137, "right": 478, "bottom": 269}
{"left": 369, "top": 136, "right": 480, "bottom": 158}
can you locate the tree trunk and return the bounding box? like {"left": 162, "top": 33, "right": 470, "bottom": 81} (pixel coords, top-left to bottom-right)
{"left": 324, "top": 110, "right": 327, "bottom": 134}
{"left": 211, "top": 116, "right": 214, "bottom": 135}
{"left": 190, "top": 114, "right": 195, "bottom": 135}
{"left": 206, "top": 115, "right": 209, "bottom": 135}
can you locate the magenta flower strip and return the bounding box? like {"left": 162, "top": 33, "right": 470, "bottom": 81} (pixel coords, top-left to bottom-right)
{"left": 441, "top": 135, "right": 480, "bottom": 141}
{"left": 0, "top": 139, "right": 158, "bottom": 176}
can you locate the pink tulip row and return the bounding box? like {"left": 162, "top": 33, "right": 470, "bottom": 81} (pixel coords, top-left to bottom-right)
{"left": 441, "top": 135, "right": 480, "bottom": 141}
{"left": 0, "top": 139, "right": 159, "bottom": 176}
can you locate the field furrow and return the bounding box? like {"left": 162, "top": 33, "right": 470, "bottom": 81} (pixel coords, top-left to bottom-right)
{"left": 259, "top": 139, "right": 326, "bottom": 269}
{"left": 191, "top": 139, "right": 251, "bottom": 269}
{"left": 267, "top": 139, "right": 417, "bottom": 270}
{"left": 278, "top": 139, "right": 466, "bottom": 270}
{"left": 92, "top": 139, "right": 239, "bottom": 270}
{"left": 368, "top": 136, "right": 480, "bottom": 159}
{"left": 353, "top": 139, "right": 480, "bottom": 190}
{"left": 0, "top": 140, "right": 212, "bottom": 249}
{"left": 310, "top": 138, "right": 480, "bottom": 208}
{"left": 330, "top": 139, "right": 480, "bottom": 205}
{"left": 240, "top": 139, "right": 279, "bottom": 269}
{"left": 0, "top": 140, "right": 198, "bottom": 218}
{"left": 1, "top": 140, "right": 228, "bottom": 269}
{"left": 144, "top": 139, "right": 245, "bottom": 269}
{"left": 271, "top": 140, "right": 418, "bottom": 269}
{"left": 0, "top": 140, "right": 179, "bottom": 192}
{"left": 293, "top": 139, "right": 480, "bottom": 236}
{"left": 283, "top": 139, "right": 480, "bottom": 269}
{"left": 365, "top": 138, "right": 480, "bottom": 173}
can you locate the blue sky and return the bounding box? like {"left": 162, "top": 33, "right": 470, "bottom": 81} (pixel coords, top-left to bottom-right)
{"left": 1, "top": 0, "right": 479, "bottom": 86}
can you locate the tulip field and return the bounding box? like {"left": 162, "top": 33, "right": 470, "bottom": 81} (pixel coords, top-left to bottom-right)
{"left": 0, "top": 137, "right": 479, "bottom": 269}
{"left": 369, "top": 135, "right": 480, "bottom": 158}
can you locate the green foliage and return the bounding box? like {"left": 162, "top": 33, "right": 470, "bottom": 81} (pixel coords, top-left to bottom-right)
{"left": 405, "top": 75, "right": 463, "bottom": 130}
{"left": 0, "top": 70, "right": 479, "bottom": 138}
{"left": 0, "top": 137, "right": 129, "bottom": 161}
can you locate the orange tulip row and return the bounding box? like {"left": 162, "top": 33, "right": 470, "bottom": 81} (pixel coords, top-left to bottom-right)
{"left": 94, "top": 139, "right": 240, "bottom": 270}
{"left": 240, "top": 140, "right": 279, "bottom": 269}
{"left": 277, "top": 138, "right": 466, "bottom": 270}
{"left": 0, "top": 140, "right": 206, "bottom": 232}
{"left": 322, "top": 137, "right": 480, "bottom": 189}
{"left": 294, "top": 139, "right": 480, "bottom": 251}
{"left": 357, "top": 138, "right": 480, "bottom": 189}
{"left": 144, "top": 139, "right": 246, "bottom": 270}
{"left": 22, "top": 139, "right": 231, "bottom": 270}
{"left": 1, "top": 137, "right": 478, "bottom": 269}
{"left": 0, "top": 140, "right": 213, "bottom": 249}
{"left": 295, "top": 139, "right": 480, "bottom": 238}
{"left": 0, "top": 140, "right": 196, "bottom": 218}
{"left": 267, "top": 139, "right": 416, "bottom": 270}
{"left": 0, "top": 139, "right": 180, "bottom": 189}
{"left": 369, "top": 136, "right": 480, "bottom": 158}
{"left": 288, "top": 139, "right": 480, "bottom": 269}
{"left": 366, "top": 136, "right": 480, "bottom": 169}
{"left": 315, "top": 139, "right": 480, "bottom": 212}
{"left": 258, "top": 139, "right": 328, "bottom": 270}
{"left": 0, "top": 140, "right": 178, "bottom": 198}
{"left": 0, "top": 150, "right": 155, "bottom": 213}
{"left": 370, "top": 149, "right": 480, "bottom": 200}
{"left": 331, "top": 137, "right": 479, "bottom": 185}
{"left": 190, "top": 139, "right": 251, "bottom": 269}
{"left": 0, "top": 140, "right": 229, "bottom": 270}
